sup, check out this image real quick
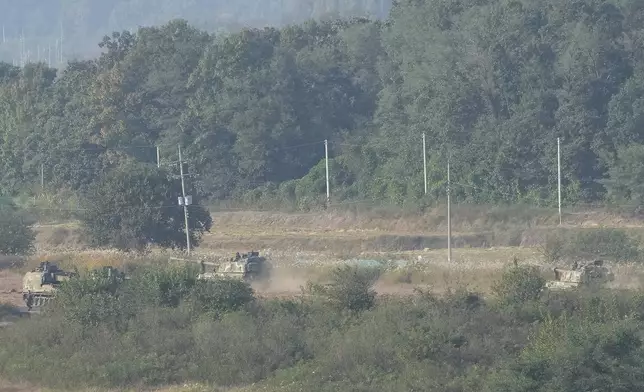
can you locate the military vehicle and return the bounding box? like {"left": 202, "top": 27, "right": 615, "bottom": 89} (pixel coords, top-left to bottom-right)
{"left": 544, "top": 260, "right": 615, "bottom": 291}
{"left": 173, "top": 251, "right": 272, "bottom": 283}
{"left": 22, "top": 261, "right": 78, "bottom": 310}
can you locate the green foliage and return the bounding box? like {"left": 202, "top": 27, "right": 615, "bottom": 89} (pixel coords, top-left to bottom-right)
{"left": 308, "top": 266, "right": 379, "bottom": 312}
{"left": 125, "top": 265, "right": 199, "bottom": 307}
{"left": 187, "top": 279, "right": 255, "bottom": 315}
{"left": 488, "top": 317, "right": 644, "bottom": 392}
{"left": 0, "top": 204, "right": 35, "bottom": 256}
{"left": 570, "top": 229, "right": 641, "bottom": 262}
{"left": 80, "top": 162, "right": 212, "bottom": 251}
{"left": 1, "top": 0, "right": 644, "bottom": 208}
{"left": 4, "top": 266, "right": 644, "bottom": 391}
{"left": 541, "top": 228, "right": 642, "bottom": 262}
{"left": 492, "top": 265, "right": 546, "bottom": 307}
{"left": 54, "top": 269, "right": 133, "bottom": 329}
{"left": 604, "top": 144, "right": 644, "bottom": 205}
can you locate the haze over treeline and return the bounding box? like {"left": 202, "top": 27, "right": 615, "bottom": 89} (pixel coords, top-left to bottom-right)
{"left": 0, "top": 0, "right": 391, "bottom": 64}
{"left": 1, "top": 0, "right": 644, "bottom": 210}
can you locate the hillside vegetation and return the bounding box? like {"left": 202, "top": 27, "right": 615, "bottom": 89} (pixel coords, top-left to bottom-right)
{"left": 1, "top": 0, "right": 644, "bottom": 212}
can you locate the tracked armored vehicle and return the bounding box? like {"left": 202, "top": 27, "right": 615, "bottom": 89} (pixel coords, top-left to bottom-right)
{"left": 545, "top": 260, "right": 614, "bottom": 291}
{"left": 22, "top": 261, "right": 77, "bottom": 309}
{"left": 173, "top": 251, "right": 271, "bottom": 283}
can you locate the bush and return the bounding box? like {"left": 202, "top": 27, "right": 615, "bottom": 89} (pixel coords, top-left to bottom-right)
{"left": 308, "top": 266, "right": 379, "bottom": 313}
{"left": 539, "top": 228, "right": 641, "bottom": 263}
{"left": 187, "top": 279, "right": 255, "bottom": 315}
{"left": 492, "top": 265, "right": 546, "bottom": 307}
{"left": 5, "top": 263, "right": 644, "bottom": 391}
{"left": 124, "top": 265, "right": 199, "bottom": 307}
{"left": 487, "top": 317, "right": 644, "bottom": 392}
{"left": 569, "top": 228, "right": 641, "bottom": 262}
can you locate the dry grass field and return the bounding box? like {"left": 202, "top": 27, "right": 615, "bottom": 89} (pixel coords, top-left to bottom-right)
{"left": 10, "top": 206, "right": 644, "bottom": 301}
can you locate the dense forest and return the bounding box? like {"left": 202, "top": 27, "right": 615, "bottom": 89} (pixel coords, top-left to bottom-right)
{"left": 1, "top": 0, "right": 644, "bottom": 209}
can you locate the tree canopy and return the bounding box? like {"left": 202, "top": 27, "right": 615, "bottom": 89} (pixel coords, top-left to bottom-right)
{"left": 1, "top": 0, "right": 644, "bottom": 209}
{"left": 80, "top": 161, "right": 212, "bottom": 251}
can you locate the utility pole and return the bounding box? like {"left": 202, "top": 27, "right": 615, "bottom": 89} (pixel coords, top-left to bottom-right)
{"left": 325, "top": 139, "right": 330, "bottom": 207}
{"left": 2, "top": 25, "right": 5, "bottom": 43}
{"left": 40, "top": 163, "right": 44, "bottom": 192}
{"left": 178, "top": 146, "right": 191, "bottom": 255}
{"left": 423, "top": 132, "right": 428, "bottom": 195}
{"left": 59, "top": 21, "right": 63, "bottom": 64}
{"left": 20, "top": 31, "right": 24, "bottom": 67}
{"left": 156, "top": 146, "right": 160, "bottom": 168}
{"left": 558, "top": 137, "right": 562, "bottom": 226}
{"left": 447, "top": 154, "right": 452, "bottom": 262}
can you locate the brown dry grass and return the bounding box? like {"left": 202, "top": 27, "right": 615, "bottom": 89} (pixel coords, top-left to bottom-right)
{"left": 31, "top": 207, "right": 644, "bottom": 255}
{"left": 209, "top": 205, "right": 644, "bottom": 233}
{"left": 23, "top": 207, "right": 644, "bottom": 298}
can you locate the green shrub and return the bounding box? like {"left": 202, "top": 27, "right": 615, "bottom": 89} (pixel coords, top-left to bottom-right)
{"left": 53, "top": 273, "right": 133, "bottom": 330}
{"left": 539, "top": 228, "right": 641, "bottom": 263}
{"left": 5, "top": 262, "right": 644, "bottom": 392}
{"left": 569, "top": 228, "right": 641, "bottom": 262}
{"left": 308, "top": 266, "right": 379, "bottom": 313}
{"left": 492, "top": 265, "right": 546, "bottom": 307}
{"left": 187, "top": 279, "right": 255, "bottom": 315}
{"left": 486, "top": 317, "right": 644, "bottom": 392}
{"left": 125, "top": 265, "right": 199, "bottom": 307}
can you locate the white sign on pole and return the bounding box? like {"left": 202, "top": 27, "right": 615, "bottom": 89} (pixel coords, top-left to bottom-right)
{"left": 178, "top": 196, "right": 192, "bottom": 206}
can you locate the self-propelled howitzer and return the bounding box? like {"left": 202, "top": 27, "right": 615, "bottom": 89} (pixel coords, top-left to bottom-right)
{"left": 22, "top": 261, "right": 78, "bottom": 309}
{"left": 172, "top": 251, "right": 272, "bottom": 283}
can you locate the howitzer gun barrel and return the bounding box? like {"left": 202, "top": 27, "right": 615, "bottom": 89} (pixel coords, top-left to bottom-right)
{"left": 169, "top": 257, "right": 220, "bottom": 267}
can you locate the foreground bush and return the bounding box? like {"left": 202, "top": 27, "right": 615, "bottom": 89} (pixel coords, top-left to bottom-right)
{"left": 2, "top": 265, "right": 644, "bottom": 391}
{"left": 492, "top": 264, "right": 546, "bottom": 307}
{"left": 307, "top": 265, "right": 379, "bottom": 313}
